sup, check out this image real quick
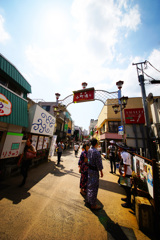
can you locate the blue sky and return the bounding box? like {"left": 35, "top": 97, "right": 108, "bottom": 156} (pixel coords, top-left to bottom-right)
{"left": 0, "top": 0, "right": 160, "bottom": 130}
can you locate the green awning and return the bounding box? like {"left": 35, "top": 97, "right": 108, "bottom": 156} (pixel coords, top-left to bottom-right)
{"left": 0, "top": 54, "right": 31, "bottom": 93}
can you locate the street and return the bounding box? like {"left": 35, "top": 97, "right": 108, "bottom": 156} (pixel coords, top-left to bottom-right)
{"left": 0, "top": 149, "right": 150, "bottom": 240}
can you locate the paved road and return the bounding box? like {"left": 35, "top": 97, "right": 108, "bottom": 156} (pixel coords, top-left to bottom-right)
{"left": 0, "top": 149, "right": 151, "bottom": 240}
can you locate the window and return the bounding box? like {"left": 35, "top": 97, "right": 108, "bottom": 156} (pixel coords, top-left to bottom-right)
{"left": 108, "top": 121, "right": 121, "bottom": 133}
{"left": 42, "top": 105, "right": 50, "bottom": 112}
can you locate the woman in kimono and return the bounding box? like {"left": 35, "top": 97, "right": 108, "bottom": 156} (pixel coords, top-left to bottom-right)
{"left": 87, "top": 138, "right": 103, "bottom": 210}
{"left": 78, "top": 144, "right": 90, "bottom": 196}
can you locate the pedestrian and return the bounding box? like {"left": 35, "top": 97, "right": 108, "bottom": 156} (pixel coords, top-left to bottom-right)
{"left": 86, "top": 138, "right": 103, "bottom": 210}
{"left": 108, "top": 140, "right": 117, "bottom": 174}
{"left": 78, "top": 143, "right": 90, "bottom": 196}
{"left": 56, "top": 140, "right": 64, "bottom": 165}
{"left": 97, "top": 145, "right": 102, "bottom": 154}
{"left": 116, "top": 142, "right": 132, "bottom": 208}
{"left": 18, "top": 138, "right": 36, "bottom": 187}
{"left": 74, "top": 142, "right": 79, "bottom": 157}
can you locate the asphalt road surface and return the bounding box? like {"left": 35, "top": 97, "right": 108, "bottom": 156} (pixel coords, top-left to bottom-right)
{"left": 0, "top": 148, "right": 151, "bottom": 240}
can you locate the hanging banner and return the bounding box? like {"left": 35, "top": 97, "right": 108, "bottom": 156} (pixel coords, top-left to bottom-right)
{"left": 49, "top": 135, "right": 57, "bottom": 157}
{"left": 73, "top": 88, "right": 95, "bottom": 103}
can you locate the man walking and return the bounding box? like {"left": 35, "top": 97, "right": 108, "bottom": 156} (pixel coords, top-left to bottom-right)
{"left": 74, "top": 142, "right": 79, "bottom": 157}
{"left": 117, "top": 142, "right": 132, "bottom": 208}
{"left": 57, "top": 140, "right": 64, "bottom": 165}
{"left": 108, "top": 140, "right": 117, "bottom": 174}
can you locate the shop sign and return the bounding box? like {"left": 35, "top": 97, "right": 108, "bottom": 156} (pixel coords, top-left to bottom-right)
{"left": 29, "top": 105, "right": 55, "bottom": 136}
{"left": 49, "top": 135, "right": 57, "bottom": 157}
{"left": 1, "top": 132, "right": 23, "bottom": 159}
{"left": 43, "top": 136, "right": 49, "bottom": 149}
{"left": 124, "top": 108, "right": 145, "bottom": 124}
{"left": 64, "top": 124, "right": 68, "bottom": 132}
{"left": 0, "top": 93, "right": 12, "bottom": 116}
{"left": 37, "top": 136, "right": 44, "bottom": 150}
{"left": 73, "top": 88, "right": 95, "bottom": 103}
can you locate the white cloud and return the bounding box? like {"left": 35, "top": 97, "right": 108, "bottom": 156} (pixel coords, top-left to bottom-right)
{"left": 25, "top": 0, "right": 142, "bottom": 101}
{"left": 0, "top": 15, "right": 10, "bottom": 43}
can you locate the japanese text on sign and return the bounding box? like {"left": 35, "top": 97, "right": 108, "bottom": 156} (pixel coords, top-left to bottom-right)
{"left": 73, "top": 88, "right": 95, "bottom": 103}
{"left": 124, "top": 108, "right": 145, "bottom": 124}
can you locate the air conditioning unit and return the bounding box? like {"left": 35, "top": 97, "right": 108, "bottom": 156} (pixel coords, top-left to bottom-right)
{"left": 151, "top": 123, "right": 160, "bottom": 138}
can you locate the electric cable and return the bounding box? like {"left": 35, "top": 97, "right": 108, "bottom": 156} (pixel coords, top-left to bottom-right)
{"left": 146, "top": 61, "right": 160, "bottom": 73}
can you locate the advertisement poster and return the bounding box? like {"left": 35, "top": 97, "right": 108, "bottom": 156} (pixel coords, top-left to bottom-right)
{"left": 134, "top": 155, "right": 145, "bottom": 180}
{"left": 37, "top": 136, "right": 44, "bottom": 150}
{"left": 147, "top": 164, "right": 153, "bottom": 198}
{"left": 32, "top": 135, "right": 38, "bottom": 150}
{"left": 43, "top": 137, "right": 49, "bottom": 149}
{"left": 49, "top": 135, "right": 57, "bottom": 157}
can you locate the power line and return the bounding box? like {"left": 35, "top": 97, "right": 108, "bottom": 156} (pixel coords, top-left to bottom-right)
{"left": 146, "top": 60, "right": 160, "bottom": 73}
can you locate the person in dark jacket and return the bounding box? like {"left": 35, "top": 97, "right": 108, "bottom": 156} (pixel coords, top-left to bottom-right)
{"left": 18, "top": 138, "right": 36, "bottom": 187}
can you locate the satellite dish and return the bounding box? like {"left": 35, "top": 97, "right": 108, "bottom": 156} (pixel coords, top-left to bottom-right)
{"left": 147, "top": 93, "right": 153, "bottom": 102}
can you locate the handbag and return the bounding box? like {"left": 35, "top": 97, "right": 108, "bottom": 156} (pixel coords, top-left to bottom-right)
{"left": 119, "top": 176, "right": 131, "bottom": 187}
{"left": 26, "top": 151, "right": 36, "bottom": 159}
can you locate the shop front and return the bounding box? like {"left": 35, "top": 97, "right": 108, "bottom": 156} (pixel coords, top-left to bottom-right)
{"left": 27, "top": 104, "right": 56, "bottom": 163}
{"left": 0, "top": 84, "right": 30, "bottom": 178}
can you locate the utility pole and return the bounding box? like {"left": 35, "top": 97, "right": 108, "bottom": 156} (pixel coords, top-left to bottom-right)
{"left": 132, "top": 61, "right": 154, "bottom": 159}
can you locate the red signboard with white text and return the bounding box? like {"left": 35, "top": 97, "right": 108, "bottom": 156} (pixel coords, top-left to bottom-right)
{"left": 124, "top": 108, "right": 145, "bottom": 124}
{"left": 73, "top": 88, "right": 95, "bottom": 103}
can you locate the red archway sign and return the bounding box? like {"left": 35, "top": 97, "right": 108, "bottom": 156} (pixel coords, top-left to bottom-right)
{"left": 73, "top": 88, "right": 95, "bottom": 103}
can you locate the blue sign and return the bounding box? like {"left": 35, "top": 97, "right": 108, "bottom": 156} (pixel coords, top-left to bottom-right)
{"left": 118, "top": 126, "right": 123, "bottom": 131}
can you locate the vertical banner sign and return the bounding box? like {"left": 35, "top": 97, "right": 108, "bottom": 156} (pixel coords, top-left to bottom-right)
{"left": 73, "top": 88, "right": 95, "bottom": 103}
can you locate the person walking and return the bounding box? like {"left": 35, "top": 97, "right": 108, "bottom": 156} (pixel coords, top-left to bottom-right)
{"left": 108, "top": 140, "right": 117, "bottom": 174}
{"left": 78, "top": 143, "right": 90, "bottom": 196}
{"left": 74, "top": 142, "right": 79, "bottom": 157}
{"left": 86, "top": 138, "right": 103, "bottom": 210}
{"left": 117, "top": 142, "right": 132, "bottom": 208}
{"left": 56, "top": 140, "right": 64, "bottom": 165}
{"left": 18, "top": 138, "right": 36, "bottom": 187}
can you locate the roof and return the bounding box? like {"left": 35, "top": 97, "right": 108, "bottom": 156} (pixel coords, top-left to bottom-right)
{"left": 0, "top": 54, "right": 31, "bottom": 93}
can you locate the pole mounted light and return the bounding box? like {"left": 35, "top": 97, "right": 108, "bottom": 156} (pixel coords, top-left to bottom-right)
{"left": 116, "top": 80, "right": 124, "bottom": 90}
{"left": 112, "top": 96, "right": 128, "bottom": 114}
{"left": 82, "top": 82, "right": 88, "bottom": 89}
{"left": 55, "top": 93, "right": 61, "bottom": 100}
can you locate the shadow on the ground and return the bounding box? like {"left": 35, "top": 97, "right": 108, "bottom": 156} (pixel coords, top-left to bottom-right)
{"left": 99, "top": 178, "right": 126, "bottom": 195}
{"left": 85, "top": 199, "right": 136, "bottom": 240}
{"left": 0, "top": 151, "right": 80, "bottom": 204}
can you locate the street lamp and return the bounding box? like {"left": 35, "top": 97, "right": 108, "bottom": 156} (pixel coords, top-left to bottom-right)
{"left": 116, "top": 80, "right": 124, "bottom": 90}
{"left": 112, "top": 96, "right": 128, "bottom": 113}
{"left": 55, "top": 93, "right": 61, "bottom": 106}
{"left": 82, "top": 82, "right": 88, "bottom": 89}
{"left": 112, "top": 81, "right": 128, "bottom": 142}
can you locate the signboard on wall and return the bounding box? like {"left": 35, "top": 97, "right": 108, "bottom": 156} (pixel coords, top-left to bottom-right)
{"left": 43, "top": 137, "right": 49, "bottom": 149}
{"left": 0, "top": 132, "right": 23, "bottom": 159}
{"left": 37, "top": 136, "right": 44, "bottom": 150}
{"left": 73, "top": 88, "right": 95, "bottom": 103}
{"left": 28, "top": 104, "right": 55, "bottom": 136}
{"left": 0, "top": 93, "right": 12, "bottom": 116}
{"left": 32, "top": 135, "right": 38, "bottom": 149}
{"left": 124, "top": 108, "right": 145, "bottom": 124}
{"left": 49, "top": 135, "right": 57, "bottom": 157}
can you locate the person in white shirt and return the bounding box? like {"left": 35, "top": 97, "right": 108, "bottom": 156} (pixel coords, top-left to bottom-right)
{"left": 117, "top": 142, "right": 132, "bottom": 208}
{"left": 74, "top": 143, "right": 79, "bottom": 157}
